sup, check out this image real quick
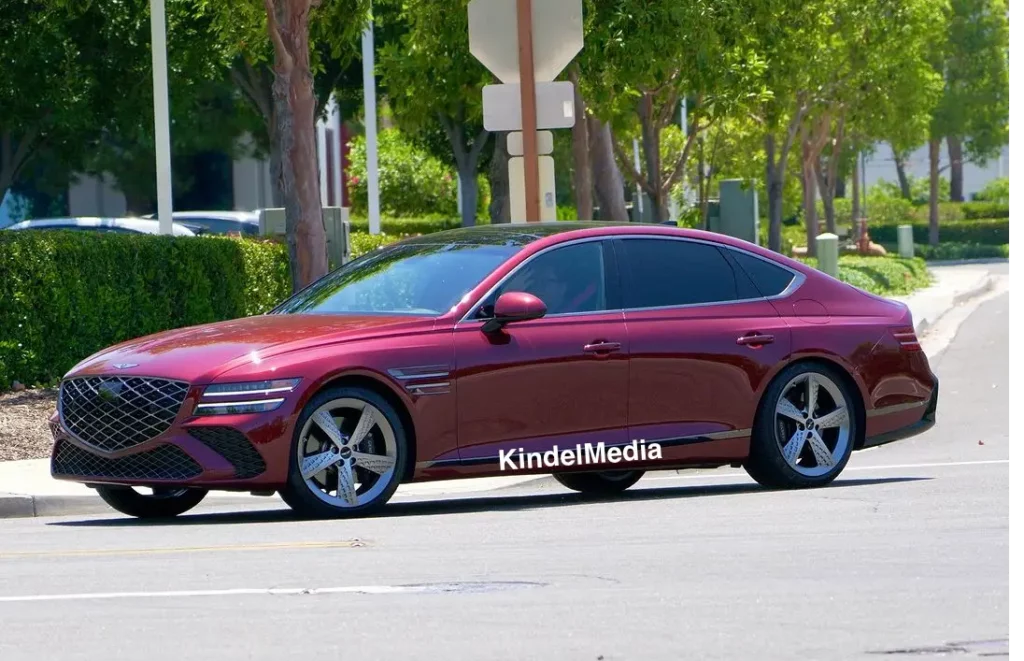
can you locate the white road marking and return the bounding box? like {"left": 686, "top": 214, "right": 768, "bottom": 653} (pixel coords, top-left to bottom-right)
{"left": 0, "top": 585, "right": 436, "bottom": 603}
{"left": 643, "top": 458, "right": 1009, "bottom": 482}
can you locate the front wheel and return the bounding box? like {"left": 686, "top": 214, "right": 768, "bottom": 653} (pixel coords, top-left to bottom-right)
{"left": 95, "top": 485, "right": 208, "bottom": 518}
{"left": 553, "top": 470, "right": 644, "bottom": 495}
{"left": 281, "top": 387, "right": 408, "bottom": 519}
{"left": 744, "top": 362, "right": 857, "bottom": 489}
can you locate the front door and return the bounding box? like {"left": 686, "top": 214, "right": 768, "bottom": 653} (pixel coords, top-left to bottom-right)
{"left": 452, "top": 239, "right": 629, "bottom": 473}
{"left": 613, "top": 236, "right": 794, "bottom": 464}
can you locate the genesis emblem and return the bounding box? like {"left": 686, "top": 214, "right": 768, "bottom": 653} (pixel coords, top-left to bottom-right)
{"left": 112, "top": 363, "right": 138, "bottom": 369}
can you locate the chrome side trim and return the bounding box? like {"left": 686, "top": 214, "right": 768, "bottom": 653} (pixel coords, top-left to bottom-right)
{"left": 456, "top": 233, "right": 807, "bottom": 326}
{"left": 194, "top": 398, "right": 285, "bottom": 410}
{"left": 866, "top": 400, "right": 928, "bottom": 418}
{"left": 388, "top": 366, "right": 453, "bottom": 395}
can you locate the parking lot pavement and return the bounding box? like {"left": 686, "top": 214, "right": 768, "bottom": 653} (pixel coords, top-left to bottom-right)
{"left": 0, "top": 287, "right": 1008, "bottom": 661}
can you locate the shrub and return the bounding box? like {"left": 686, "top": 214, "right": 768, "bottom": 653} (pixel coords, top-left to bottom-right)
{"left": 346, "top": 129, "right": 489, "bottom": 219}
{"left": 973, "top": 177, "right": 1008, "bottom": 204}
{"left": 869, "top": 218, "right": 1008, "bottom": 245}
{"left": 347, "top": 215, "right": 461, "bottom": 236}
{"left": 0, "top": 231, "right": 290, "bottom": 390}
{"left": 960, "top": 201, "right": 1009, "bottom": 219}
{"left": 795, "top": 255, "right": 931, "bottom": 296}
{"left": 350, "top": 232, "right": 408, "bottom": 258}
{"left": 909, "top": 242, "right": 1010, "bottom": 261}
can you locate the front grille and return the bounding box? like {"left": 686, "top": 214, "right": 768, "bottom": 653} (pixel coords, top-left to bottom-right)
{"left": 52, "top": 440, "right": 202, "bottom": 481}
{"left": 188, "top": 427, "right": 267, "bottom": 479}
{"left": 60, "top": 376, "right": 189, "bottom": 452}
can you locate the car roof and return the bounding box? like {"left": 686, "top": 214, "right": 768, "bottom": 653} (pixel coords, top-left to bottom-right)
{"left": 5, "top": 217, "right": 197, "bottom": 236}
{"left": 158, "top": 211, "right": 259, "bottom": 222}
{"left": 393, "top": 221, "right": 815, "bottom": 274}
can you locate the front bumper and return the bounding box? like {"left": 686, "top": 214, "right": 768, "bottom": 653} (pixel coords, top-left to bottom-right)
{"left": 862, "top": 376, "right": 938, "bottom": 449}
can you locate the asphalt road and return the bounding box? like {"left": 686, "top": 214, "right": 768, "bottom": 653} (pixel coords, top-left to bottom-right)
{"left": 0, "top": 284, "right": 1009, "bottom": 660}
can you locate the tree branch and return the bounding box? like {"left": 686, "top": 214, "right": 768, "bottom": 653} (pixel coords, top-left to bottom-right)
{"left": 660, "top": 118, "right": 709, "bottom": 192}
{"left": 263, "top": 0, "right": 294, "bottom": 70}
{"left": 610, "top": 133, "right": 656, "bottom": 196}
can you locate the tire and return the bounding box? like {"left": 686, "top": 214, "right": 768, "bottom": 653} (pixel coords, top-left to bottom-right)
{"left": 95, "top": 485, "right": 208, "bottom": 519}
{"left": 553, "top": 469, "right": 644, "bottom": 495}
{"left": 744, "top": 361, "right": 858, "bottom": 489}
{"left": 281, "top": 386, "right": 409, "bottom": 519}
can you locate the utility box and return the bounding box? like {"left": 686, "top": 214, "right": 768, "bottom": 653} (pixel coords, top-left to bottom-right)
{"left": 257, "top": 206, "right": 352, "bottom": 269}
{"left": 717, "top": 179, "right": 759, "bottom": 245}
{"left": 706, "top": 200, "right": 721, "bottom": 232}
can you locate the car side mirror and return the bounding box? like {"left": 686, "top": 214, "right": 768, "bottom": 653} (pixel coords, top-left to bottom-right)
{"left": 481, "top": 291, "right": 547, "bottom": 333}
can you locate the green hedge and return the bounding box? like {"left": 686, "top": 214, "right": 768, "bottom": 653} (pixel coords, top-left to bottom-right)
{"left": 797, "top": 255, "right": 932, "bottom": 296}
{"left": 347, "top": 215, "right": 478, "bottom": 236}
{"left": 906, "top": 242, "right": 1010, "bottom": 261}
{"left": 869, "top": 218, "right": 1008, "bottom": 245}
{"left": 0, "top": 232, "right": 290, "bottom": 390}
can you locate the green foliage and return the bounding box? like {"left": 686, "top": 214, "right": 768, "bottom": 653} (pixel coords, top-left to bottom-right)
{"left": 909, "top": 242, "right": 1009, "bottom": 261}
{"left": 960, "top": 201, "right": 1009, "bottom": 219}
{"left": 929, "top": 0, "right": 1009, "bottom": 162}
{"left": 869, "top": 218, "right": 1007, "bottom": 245}
{"left": 871, "top": 175, "right": 949, "bottom": 206}
{"left": 349, "top": 231, "right": 409, "bottom": 258}
{"left": 347, "top": 216, "right": 462, "bottom": 235}
{"left": 0, "top": 232, "right": 289, "bottom": 389}
{"left": 797, "top": 255, "right": 932, "bottom": 296}
{"left": 973, "top": 177, "right": 1009, "bottom": 203}
{"left": 346, "top": 129, "right": 484, "bottom": 218}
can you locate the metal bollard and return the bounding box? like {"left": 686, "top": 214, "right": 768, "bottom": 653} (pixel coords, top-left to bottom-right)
{"left": 897, "top": 224, "right": 914, "bottom": 258}
{"left": 816, "top": 233, "right": 839, "bottom": 278}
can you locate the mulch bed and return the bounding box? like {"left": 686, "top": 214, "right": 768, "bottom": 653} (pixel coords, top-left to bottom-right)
{"left": 0, "top": 388, "right": 58, "bottom": 461}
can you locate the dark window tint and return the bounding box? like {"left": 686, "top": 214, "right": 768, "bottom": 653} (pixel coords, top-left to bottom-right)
{"left": 618, "top": 238, "right": 740, "bottom": 308}
{"left": 727, "top": 249, "right": 795, "bottom": 297}
{"left": 483, "top": 241, "right": 609, "bottom": 316}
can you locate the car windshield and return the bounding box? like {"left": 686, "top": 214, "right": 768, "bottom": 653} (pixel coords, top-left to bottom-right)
{"left": 272, "top": 241, "right": 521, "bottom": 316}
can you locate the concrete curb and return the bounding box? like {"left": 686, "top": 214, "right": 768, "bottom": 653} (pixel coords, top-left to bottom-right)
{"left": 914, "top": 272, "right": 994, "bottom": 337}
{"left": 0, "top": 474, "right": 552, "bottom": 519}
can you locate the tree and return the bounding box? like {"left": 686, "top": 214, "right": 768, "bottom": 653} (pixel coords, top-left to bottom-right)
{"left": 377, "top": 0, "right": 491, "bottom": 227}
{"left": 197, "top": 0, "right": 369, "bottom": 291}
{"left": 928, "top": 0, "right": 1008, "bottom": 236}
{"left": 581, "top": 0, "right": 768, "bottom": 223}
{"left": 0, "top": 1, "right": 147, "bottom": 206}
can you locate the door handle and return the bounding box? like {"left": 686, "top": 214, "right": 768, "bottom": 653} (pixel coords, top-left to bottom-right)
{"left": 583, "top": 341, "right": 622, "bottom": 354}
{"left": 737, "top": 333, "right": 774, "bottom": 347}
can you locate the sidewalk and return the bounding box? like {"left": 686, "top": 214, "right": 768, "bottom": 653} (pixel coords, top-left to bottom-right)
{"left": 0, "top": 262, "right": 999, "bottom": 519}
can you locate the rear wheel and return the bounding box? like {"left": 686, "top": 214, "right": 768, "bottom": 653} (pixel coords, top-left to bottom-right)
{"left": 95, "top": 485, "right": 208, "bottom": 518}
{"left": 553, "top": 470, "right": 644, "bottom": 495}
{"left": 281, "top": 387, "right": 408, "bottom": 519}
{"left": 745, "top": 362, "right": 856, "bottom": 489}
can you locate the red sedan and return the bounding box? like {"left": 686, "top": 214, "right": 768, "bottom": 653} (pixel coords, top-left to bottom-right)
{"left": 49, "top": 222, "right": 938, "bottom": 518}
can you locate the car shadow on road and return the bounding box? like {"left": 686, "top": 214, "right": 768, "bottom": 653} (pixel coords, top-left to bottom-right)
{"left": 47, "top": 475, "right": 929, "bottom": 528}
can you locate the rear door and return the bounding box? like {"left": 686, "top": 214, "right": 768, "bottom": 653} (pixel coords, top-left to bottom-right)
{"left": 613, "top": 236, "right": 794, "bottom": 463}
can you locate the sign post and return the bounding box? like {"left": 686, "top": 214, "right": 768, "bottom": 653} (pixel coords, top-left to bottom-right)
{"left": 468, "top": 0, "right": 583, "bottom": 223}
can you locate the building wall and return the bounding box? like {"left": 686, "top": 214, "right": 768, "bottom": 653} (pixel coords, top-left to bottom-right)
{"left": 67, "top": 173, "right": 127, "bottom": 217}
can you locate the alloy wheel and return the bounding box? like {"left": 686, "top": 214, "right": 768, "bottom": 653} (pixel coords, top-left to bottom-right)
{"left": 296, "top": 397, "right": 398, "bottom": 508}
{"left": 774, "top": 372, "right": 852, "bottom": 477}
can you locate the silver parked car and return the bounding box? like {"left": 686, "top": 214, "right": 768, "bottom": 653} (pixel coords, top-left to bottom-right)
{"left": 142, "top": 210, "right": 260, "bottom": 236}
{"left": 4, "top": 217, "right": 198, "bottom": 236}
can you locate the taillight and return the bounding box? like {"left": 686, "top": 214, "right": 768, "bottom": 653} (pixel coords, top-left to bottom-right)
{"left": 890, "top": 326, "right": 921, "bottom": 352}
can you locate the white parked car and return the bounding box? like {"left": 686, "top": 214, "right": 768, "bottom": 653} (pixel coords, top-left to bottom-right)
{"left": 142, "top": 211, "right": 260, "bottom": 236}
{"left": 4, "top": 217, "right": 198, "bottom": 236}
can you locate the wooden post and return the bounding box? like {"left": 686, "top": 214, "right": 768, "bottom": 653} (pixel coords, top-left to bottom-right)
{"left": 516, "top": 0, "right": 540, "bottom": 222}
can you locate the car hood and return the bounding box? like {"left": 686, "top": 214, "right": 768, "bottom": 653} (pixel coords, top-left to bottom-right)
{"left": 66, "top": 313, "right": 433, "bottom": 383}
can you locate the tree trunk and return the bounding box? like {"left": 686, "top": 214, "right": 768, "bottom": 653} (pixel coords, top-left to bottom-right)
{"left": 851, "top": 151, "right": 860, "bottom": 224}
{"left": 947, "top": 135, "right": 964, "bottom": 202}
{"left": 588, "top": 117, "right": 628, "bottom": 221}
{"left": 569, "top": 67, "right": 592, "bottom": 220}
{"left": 801, "top": 139, "right": 818, "bottom": 257}
{"left": 265, "top": 0, "right": 328, "bottom": 293}
{"left": 0, "top": 129, "right": 40, "bottom": 211}
{"left": 893, "top": 146, "right": 912, "bottom": 200}
{"left": 488, "top": 132, "right": 510, "bottom": 224}
{"left": 457, "top": 167, "right": 479, "bottom": 227}
{"left": 267, "top": 121, "right": 285, "bottom": 207}
{"left": 765, "top": 135, "right": 784, "bottom": 254}
{"left": 928, "top": 138, "right": 941, "bottom": 246}
{"left": 638, "top": 94, "right": 664, "bottom": 222}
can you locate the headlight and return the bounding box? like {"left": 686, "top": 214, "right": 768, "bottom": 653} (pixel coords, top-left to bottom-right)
{"left": 194, "top": 378, "right": 301, "bottom": 415}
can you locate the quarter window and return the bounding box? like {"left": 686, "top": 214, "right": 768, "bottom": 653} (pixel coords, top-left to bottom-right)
{"left": 617, "top": 238, "right": 743, "bottom": 308}
{"left": 725, "top": 249, "right": 796, "bottom": 297}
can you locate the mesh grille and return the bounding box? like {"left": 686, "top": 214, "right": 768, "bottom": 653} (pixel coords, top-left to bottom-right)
{"left": 52, "top": 441, "right": 202, "bottom": 481}
{"left": 60, "top": 376, "right": 189, "bottom": 452}
{"left": 188, "top": 427, "right": 267, "bottom": 479}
